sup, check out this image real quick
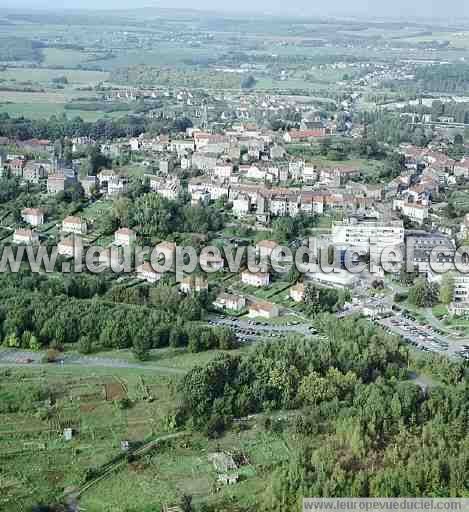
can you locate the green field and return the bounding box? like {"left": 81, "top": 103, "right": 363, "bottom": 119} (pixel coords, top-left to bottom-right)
{"left": 41, "top": 48, "right": 98, "bottom": 68}
{"left": 0, "top": 351, "right": 291, "bottom": 512}
{"left": 399, "top": 31, "right": 469, "bottom": 49}
{"left": 0, "top": 67, "right": 109, "bottom": 85}
{"left": 0, "top": 102, "right": 125, "bottom": 122}
{"left": 0, "top": 66, "right": 112, "bottom": 120}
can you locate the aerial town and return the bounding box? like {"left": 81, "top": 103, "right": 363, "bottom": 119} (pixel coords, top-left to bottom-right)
{"left": 0, "top": 5, "right": 468, "bottom": 512}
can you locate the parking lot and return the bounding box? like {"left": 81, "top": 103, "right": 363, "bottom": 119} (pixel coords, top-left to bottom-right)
{"left": 207, "top": 314, "right": 317, "bottom": 344}
{"left": 378, "top": 314, "right": 469, "bottom": 361}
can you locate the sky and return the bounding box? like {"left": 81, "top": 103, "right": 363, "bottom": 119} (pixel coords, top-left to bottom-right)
{"left": 1, "top": 0, "right": 469, "bottom": 19}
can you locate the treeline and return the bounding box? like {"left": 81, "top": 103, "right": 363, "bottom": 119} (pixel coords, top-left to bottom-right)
{"left": 0, "top": 112, "right": 145, "bottom": 141}
{"left": 0, "top": 111, "right": 195, "bottom": 142}
{"left": 64, "top": 102, "right": 133, "bottom": 113}
{"left": 415, "top": 63, "right": 469, "bottom": 94}
{"left": 0, "top": 271, "right": 235, "bottom": 360}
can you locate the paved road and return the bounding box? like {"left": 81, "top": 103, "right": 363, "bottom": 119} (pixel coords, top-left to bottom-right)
{"left": 0, "top": 349, "right": 186, "bottom": 375}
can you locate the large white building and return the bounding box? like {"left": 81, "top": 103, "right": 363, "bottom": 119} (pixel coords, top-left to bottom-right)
{"left": 332, "top": 218, "right": 404, "bottom": 257}
{"left": 449, "top": 274, "right": 469, "bottom": 316}
{"left": 306, "top": 269, "right": 359, "bottom": 289}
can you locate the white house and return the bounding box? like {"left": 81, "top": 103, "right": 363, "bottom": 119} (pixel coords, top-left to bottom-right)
{"left": 213, "top": 163, "right": 233, "bottom": 180}
{"left": 136, "top": 262, "right": 162, "bottom": 284}
{"left": 114, "top": 227, "right": 136, "bottom": 246}
{"left": 241, "top": 271, "right": 270, "bottom": 288}
{"left": 232, "top": 194, "right": 251, "bottom": 217}
{"left": 62, "top": 216, "right": 88, "bottom": 235}
{"left": 107, "top": 178, "right": 128, "bottom": 197}
{"left": 213, "top": 292, "right": 246, "bottom": 311}
{"left": 97, "top": 169, "right": 118, "bottom": 187}
{"left": 21, "top": 208, "right": 44, "bottom": 227}
{"left": 13, "top": 228, "right": 39, "bottom": 245}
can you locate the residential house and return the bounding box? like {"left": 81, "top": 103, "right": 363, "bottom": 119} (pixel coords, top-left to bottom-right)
{"left": 241, "top": 270, "right": 270, "bottom": 288}
{"left": 232, "top": 193, "right": 251, "bottom": 217}
{"left": 114, "top": 228, "right": 136, "bottom": 246}
{"left": 13, "top": 228, "right": 39, "bottom": 245}
{"left": 149, "top": 176, "right": 182, "bottom": 200}
{"left": 171, "top": 139, "right": 195, "bottom": 156}
{"left": 21, "top": 208, "right": 44, "bottom": 227}
{"left": 107, "top": 177, "right": 128, "bottom": 197}
{"left": 9, "top": 158, "right": 26, "bottom": 178}
{"left": 23, "top": 160, "right": 50, "bottom": 183}
{"left": 248, "top": 301, "right": 279, "bottom": 319}
{"left": 136, "top": 262, "right": 162, "bottom": 284}
{"left": 62, "top": 216, "right": 88, "bottom": 235}
{"left": 213, "top": 292, "right": 246, "bottom": 312}
{"left": 302, "top": 166, "right": 318, "bottom": 184}
{"left": 180, "top": 275, "right": 208, "bottom": 294}
{"left": 393, "top": 200, "right": 429, "bottom": 225}
{"left": 97, "top": 169, "right": 118, "bottom": 188}
{"left": 47, "top": 175, "right": 72, "bottom": 195}
{"left": 191, "top": 152, "right": 218, "bottom": 171}
{"left": 159, "top": 158, "right": 175, "bottom": 175}
{"left": 213, "top": 163, "right": 233, "bottom": 180}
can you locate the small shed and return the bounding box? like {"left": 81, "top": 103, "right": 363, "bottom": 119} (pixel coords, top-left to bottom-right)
{"left": 63, "top": 428, "right": 73, "bottom": 441}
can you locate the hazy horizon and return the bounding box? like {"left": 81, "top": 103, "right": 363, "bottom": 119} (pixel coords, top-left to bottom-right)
{"left": 1, "top": 0, "right": 469, "bottom": 20}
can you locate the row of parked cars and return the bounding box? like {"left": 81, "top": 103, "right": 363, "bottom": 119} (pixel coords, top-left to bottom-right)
{"left": 382, "top": 315, "right": 450, "bottom": 355}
